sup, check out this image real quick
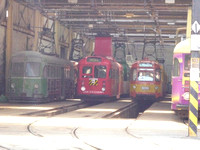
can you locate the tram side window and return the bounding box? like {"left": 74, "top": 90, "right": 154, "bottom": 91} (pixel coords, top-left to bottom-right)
{"left": 49, "top": 66, "right": 54, "bottom": 78}
{"left": 43, "top": 66, "right": 47, "bottom": 78}
{"left": 51, "top": 66, "right": 55, "bottom": 78}
{"left": 25, "top": 62, "right": 40, "bottom": 77}
{"left": 56, "top": 66, "right": 59, "bottom": 78}
{"left": 47, "top": 65, "right": 50, "bottom": 77}
{"left": 132, "top": 69, "right": 137, "bottom": 81}
{"left": 155, "top": 69, "right": 161, "bottom": 82}
{"left": 184, "top": 54, "right": 191, "bottom": 71}
{"left": 11, "top": 62, "right": 24, "bottom": 77}
{"left": 173, "top": 58, "right": 180, "bottom": 76}
{"left": 65, "top": 66, "right": 71, "bottom": 79}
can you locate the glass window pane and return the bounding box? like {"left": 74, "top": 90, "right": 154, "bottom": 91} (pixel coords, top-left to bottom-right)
{"left": 65, "top": 66, "right": 71, "bottom": 78}
{"left": 155, "top": 70, "right": 161, "bottom": 81}
{"left": 11, "top": 62, "right": 24, "bottom": 77}
{"left": 173, "top": 58, "right": 180, "bottom": 76}
{"left": 184, "top": 54, "right": 191, "bottom": 71}
{"left": 25, "top": 62, "right": 40, "bottom": 77}
{"left": 94, "top": 66, "right": 106, "bottom": 78}
{"left": 132, "top": 69, "right": 137, "bottom": 81}
{"left": 43, "top": 66, "right": 47, "bottom": 78}
{"left": 83, "top": 66, "right": 92, "bottom": 74}
{"left": 138, "top": 71, "right": 154, "bottom": 81}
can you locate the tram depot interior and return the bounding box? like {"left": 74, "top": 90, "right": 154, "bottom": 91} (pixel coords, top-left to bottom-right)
{"left": 0, "top": 0, "right": 194, "bottom": 108}
{"left": 0, "top": 0, "right": 196, "bottom": 124}
{"left": 1, "top": 0, "right": 200, "bottom": 149}
{"left": 0, "top": 0, "right": 192, "bottom": 97}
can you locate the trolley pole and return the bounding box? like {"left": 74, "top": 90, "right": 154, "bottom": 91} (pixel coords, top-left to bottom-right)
{"left": 188, "top": 0, "right": 200, "bottom": 137}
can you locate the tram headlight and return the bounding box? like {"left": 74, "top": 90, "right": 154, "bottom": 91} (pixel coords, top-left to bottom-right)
{"left": 102, "top": 87, "right": 106, "bottom": 92}
{"left": 183, "top": 92, "right": 189, "bottom": 100}
{"left": 11, "top": 83, "right": 15, "bottom": 88}
{"left": 133, "top": 85, "right": 136, "bottom": 89}
{"left": 81, "top": 86, "right": 86, "bottom": 91}
{"left": 34, "top": 84, "right": 39, "bottom": 89}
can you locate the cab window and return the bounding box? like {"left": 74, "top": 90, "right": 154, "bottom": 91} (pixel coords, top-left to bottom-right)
{"left": 94, "top": 66, "right": 106, "bottom": 78}
{"left": 82, "top": 66, "right": 92, "bottom": 78}
{"left": 83, "top": 66, "right": 92, "bottom": 74}
{"left": 25, "top": 62, "right": 40, "bottom": 77}
{"left": 173, "top": 58, "right": 180, "bottom": 76}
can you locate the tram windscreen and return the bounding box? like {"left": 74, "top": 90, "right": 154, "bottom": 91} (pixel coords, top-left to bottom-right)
{"left": 138, "top": 71, "right": 154, "bottom": 81}
{"left": 82, "top": 66, "right": 92, "bottom": 78}
{"left": 94, "top": 66, "right": 107, "bottom": 78}
{"left": 11, "top": 62, "right": 24, "bottom": 77}
{"left": 83, "top": 66, "right": 92, "bottom": 74}
{"left": 25, "top": 62, "right": 40, "bottom": 77}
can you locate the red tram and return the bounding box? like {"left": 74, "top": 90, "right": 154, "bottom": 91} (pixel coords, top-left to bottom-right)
{"left": 130, "top": 58, "right": 167, "bottom": 101}
{"left": 77, "top": 56, "right": 126, "bottom": 101}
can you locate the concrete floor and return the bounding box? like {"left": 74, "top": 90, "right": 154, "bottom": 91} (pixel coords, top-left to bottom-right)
{"left": 0, "top": 99, "right": 200, "bottom": 150}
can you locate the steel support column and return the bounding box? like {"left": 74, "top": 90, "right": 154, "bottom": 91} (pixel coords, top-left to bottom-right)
{"left": 188, "top": 0, "right": 200, "bottom": 137}
{"left": 5, "top": 0, "right": 13, "bottom": 96}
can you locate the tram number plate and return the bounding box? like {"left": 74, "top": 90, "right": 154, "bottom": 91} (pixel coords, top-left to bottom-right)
{"left": 141, "top": 86, "right": 149, "bottom": 90}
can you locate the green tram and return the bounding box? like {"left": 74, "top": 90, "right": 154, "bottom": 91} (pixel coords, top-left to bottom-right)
{"left": 7, "top": 51, "right": 76, "bottom": 103}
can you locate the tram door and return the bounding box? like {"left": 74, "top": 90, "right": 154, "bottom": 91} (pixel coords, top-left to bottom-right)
{"left": 172, "top": 57, "right": 182, "bottom": 105}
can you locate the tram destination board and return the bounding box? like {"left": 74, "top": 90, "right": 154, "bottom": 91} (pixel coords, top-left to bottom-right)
{"left": 87, "top": 57, "right": 102, "bottom": 62}
{"left": 139, "top": 63, "right": 153, "bottom": 67}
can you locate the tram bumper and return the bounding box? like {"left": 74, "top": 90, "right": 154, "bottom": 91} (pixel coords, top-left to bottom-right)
{"left": 7, "top": 92, "right": 45, "bottom": 103}
{"left": 78, "top": 94, "right": 110, "bottom": 99}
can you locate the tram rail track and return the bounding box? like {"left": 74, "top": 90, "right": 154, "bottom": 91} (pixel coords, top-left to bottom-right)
{"left": 26, "top": 99, "right": 138, "bottom": 150}
{"left": 72, "top": 127, "right": 102, "bottom": 150}
{"left": 22, "top": 101, "right": 99, "bottom": 117}
{"left": 0, "top": 99, "right": 140, "bottom": 149}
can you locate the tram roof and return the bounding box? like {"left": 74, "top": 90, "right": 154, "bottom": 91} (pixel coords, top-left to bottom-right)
{"left": 12, "top": 51, "right": 72, "bottom": 65}
{"left": 173, "top": 38, "right": 190, "bottom": 54}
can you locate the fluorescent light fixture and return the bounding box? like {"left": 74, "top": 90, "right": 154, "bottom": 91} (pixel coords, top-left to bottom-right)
{"left": 68, "top": 0, "right": 77, "bottom": 4}
{"left": 88, "top": 24, "right": 93, "bottom": 28}
{"left": 125, "top": 13, "right": 134, "bottom": 18}
{"left": 165, "top": 0, "right": 175, "bottom": 3}
{"left": 167, "top": 22, "right": 175, "bottom": 25}
{"left": 168, "top": 35, "right": 174, "bottom": 38}
{"left": 6, "top": 10, "right": 8, "bottom": 17}
{"left": 96, "top": 21, "right": 104, "bottom": 24}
